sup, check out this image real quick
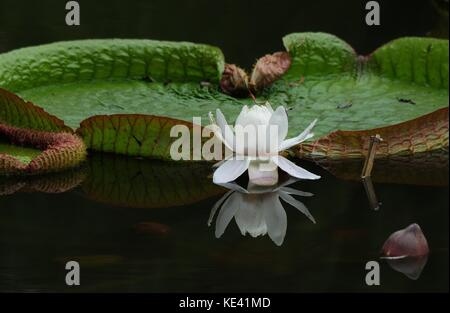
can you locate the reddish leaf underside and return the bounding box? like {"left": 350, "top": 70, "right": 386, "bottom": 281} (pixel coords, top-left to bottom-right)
{"left": 0, "top": 124, "right": 87, "bottom": 175}
{"left": 0, "top": 87, "right": 71, "bottom": 132}
{"left": 77, "top": 114, "right": 211, "bottom": 160}
{"left": 297, "top": 107, "right": 449, "bottom": 160}
{"left": 0, "top": 88, "right": 87, "bottom": 175}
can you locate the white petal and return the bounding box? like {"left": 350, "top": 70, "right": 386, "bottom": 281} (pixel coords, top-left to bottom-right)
{"left": 278, "top": 133, "right": 314, "bottom": 151}
{"left": 248, "top": 160, "right": 279, "bottom": 186}
{"left": 213, "top": 158, "right": 250, "bottom": 184}
{"left": 279, "top": 191, "right": 316, "bottom": 223}
{"left": 265, "top": 101, "right": 274, "bottom": 113}
{"left": 236, "top": 104, "right": 271, "bottom": 127}
{"left": 279, "top": 119, "right": 317, "bottom": 151}
{"left": 217, "top": 182, "right": 249, "bottom": 193}
{"left": 246, "top": 182, "right": 278, "bottom": 194}
{"left": 273, "top": 177, "right": 300, "bottom": 191}
{"left": 234, "top": 196, "right": 267, "bottom": 237}
{"left": 212, "top": 153, "right": 232, "bottom": 168}
{"left": 208, "top": 190, "right": 234, "bottom": 226}
{"left": 279, "top": 187, "right": 313, "bottom": 197}
{"left": 212, "top": 159, "right": 226, "bottom": 168}
{"left": 269, "top": 106, "right": 289, "bottom": 144}
{"left": 215, "top": 193, "right": 241, "bottom": 238}
{"left": 208, "top": 111, "right": 216, "bottom": 124}
{"left": 272, "top": 155, "right": 320, "bottom": 180}
{"left": 216, "top": 109, "right": 235, "bottom": 151}
{"left": 208, "top": 123, "right": 234, "bottom": 152}
{"left": 263, "top": 194, "right": 287, "bottom": 246}
{"left": 235, "top": 105, "right": 249, "bottom": 127}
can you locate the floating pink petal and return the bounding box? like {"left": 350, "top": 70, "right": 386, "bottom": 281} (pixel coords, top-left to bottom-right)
{"left": 385, "top": 255, "right": 428, "bottom": 280}
{"left": 382, "top": 223, "right": 429, "bottom": 258}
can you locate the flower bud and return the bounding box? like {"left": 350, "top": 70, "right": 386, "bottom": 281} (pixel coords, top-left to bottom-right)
{"left": 220, "top": 64, "right": 249, "bottom": 97}
{"left": 250, "top": 52, "right": 292, "bottom": 92}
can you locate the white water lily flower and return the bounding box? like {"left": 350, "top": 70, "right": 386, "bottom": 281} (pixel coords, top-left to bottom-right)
{"left": 209, "top": 102, "right": 320, "bottom": 186}
{"left": 208, "top": 178, "right": 315, "bottom": 246}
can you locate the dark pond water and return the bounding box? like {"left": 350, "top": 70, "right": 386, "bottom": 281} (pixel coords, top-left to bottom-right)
{"left": 0, "top": 153, "right": 448, "bottom": 292}
{"left": 0, "top": 0, "right": 449, "bottom": 293}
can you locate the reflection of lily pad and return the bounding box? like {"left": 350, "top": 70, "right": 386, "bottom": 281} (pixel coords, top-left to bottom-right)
{"left": 0, "top": 33, "right": 448, "bottom": 161}
{"left": 316, "top": 150, "right": 449, "bottom": 186}
{"left": 0, "top": 167, "right": 86, "bottom": 195}
{"left": 82, "top": 153, "right": 223, "bottom": 209}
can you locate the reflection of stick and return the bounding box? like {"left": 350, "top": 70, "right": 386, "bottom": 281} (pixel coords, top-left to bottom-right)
{"left": 361, "top": 134, "right": 383, "bottom": 178}
{"left": 362, "top": 176, "right": 381, "bottom": 211}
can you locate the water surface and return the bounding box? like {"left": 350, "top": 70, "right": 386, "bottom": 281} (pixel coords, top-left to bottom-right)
{"left": 0, "top": 0, "right": 448, "bottom": 293}
{"left": 0, "top": 153, "right": 448, "bottom": 292}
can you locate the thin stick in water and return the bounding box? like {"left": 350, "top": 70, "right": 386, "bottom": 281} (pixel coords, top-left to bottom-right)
{"left": 361, "top": 134, "right": 383, "bottom": 178}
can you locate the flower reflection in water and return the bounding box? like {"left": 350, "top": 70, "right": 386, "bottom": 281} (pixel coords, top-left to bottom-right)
{"left": 208, "top": 178, "right": 315, "bottom": 246}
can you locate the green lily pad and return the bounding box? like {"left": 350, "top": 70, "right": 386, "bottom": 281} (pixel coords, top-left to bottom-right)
{"left": 0, "top": 142, "right": 41, "bottom": 164}
{"left": 0, "top": 33, "right": 448, "bottom": 160}
{"left": 0, "top": 39, "right": 246, "bottom": 133}
{"left": 18, "top": 80, "right": 245, "bottom": 130}
{"left": 298, "top": 106, "right": 449, "bottom": 159}
{"left": 0, "top": 123, "right": 87, "bottom": 176}
{"left": 264, "top": 33, "right": 448, "bottom": 138}
{"left": 0, "top": 39, "right": 224, "bottom": 90}
{"left": 0, "top": 89, "right": 86, "bottom": 175}
{"left": 76, "top": 113, "right": 203, "bottom": 160}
